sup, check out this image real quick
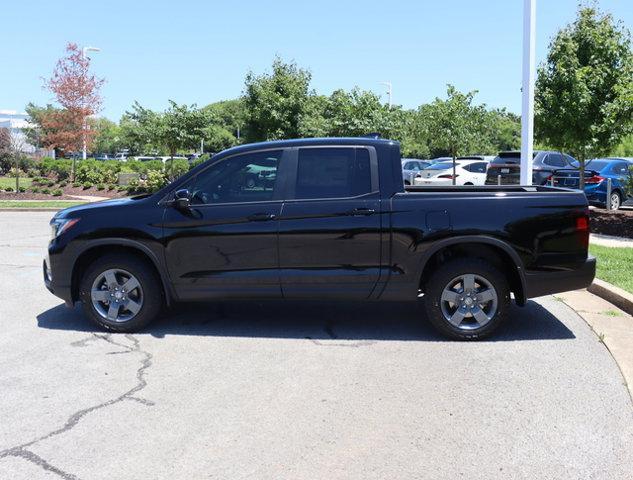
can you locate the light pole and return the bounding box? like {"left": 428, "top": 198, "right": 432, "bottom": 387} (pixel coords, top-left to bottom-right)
{"left": 520, "top": 0, "right": 536, "bottom": 185}
{"left": 81, "top": 46, "right": 100, "bottom": 160}
{"left": 379, "top": 81, "right": 392, "bottom": 108}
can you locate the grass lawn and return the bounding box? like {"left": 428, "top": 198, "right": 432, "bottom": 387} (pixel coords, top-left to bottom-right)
{"left": 589, "top": 244, "right": 633, "bottom": 294}
{"left": 0, "top": 176, "right": 32, "bottom": 189}
{"left": 0, "top": 200, "right": 85, "bottom": 208}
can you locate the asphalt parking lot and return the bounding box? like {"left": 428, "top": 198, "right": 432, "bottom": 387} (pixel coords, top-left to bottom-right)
{"left": 1, "top": 211, "right": 632, "bottom": 479}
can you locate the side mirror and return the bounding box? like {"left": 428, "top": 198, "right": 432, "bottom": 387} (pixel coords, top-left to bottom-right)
{"left": 173, "top": 189, "right": 191, "bottom": 210}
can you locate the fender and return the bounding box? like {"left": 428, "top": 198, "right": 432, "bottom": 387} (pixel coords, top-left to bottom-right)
{"left": 70, "top": 237, "right": 176, "bottom": 305}
{"left": 416, "top": 235, "right": 527, "bottom": 306}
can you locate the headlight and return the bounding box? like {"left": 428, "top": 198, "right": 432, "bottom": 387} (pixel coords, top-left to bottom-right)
{"left": 50, "top": 218, "right": 80, "bottom": 240}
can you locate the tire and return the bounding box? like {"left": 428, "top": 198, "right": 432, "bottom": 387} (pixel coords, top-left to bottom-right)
{"left": 609, "top": 191, "right": 621, "bottom": 210}
{"left": 79, "top": 254, "right": 163, "bottom": 332}
{"left": 422, "top": 258, "right": 510, "bottom": 340}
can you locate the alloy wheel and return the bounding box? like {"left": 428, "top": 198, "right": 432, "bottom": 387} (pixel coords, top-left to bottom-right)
{"left": 91, "top": 268, "right": 144, "bottom": 323}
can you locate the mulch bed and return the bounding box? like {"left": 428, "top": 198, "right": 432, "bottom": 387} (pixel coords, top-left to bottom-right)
{"left": 590, "top": 208, "right": 633, "bottom": 239}
{"left": 0, "top": 185, "right": 126, "bottom": 201}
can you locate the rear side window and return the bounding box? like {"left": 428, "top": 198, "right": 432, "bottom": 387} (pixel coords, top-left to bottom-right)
{"left": 611, "top": 162, "right": 629, "bottom": 175}
{"left": 295, "top": 148, "right": 372, "bottom": 199}
{"left": 469, "top": 162, "right": 487, "bottom": 173}
{"left": 544, "top": 153, "right": 566, "bottom": 167}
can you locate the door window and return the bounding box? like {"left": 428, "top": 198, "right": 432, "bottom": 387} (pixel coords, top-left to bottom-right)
{"left": 468, "top": 162, "right": 487, "bottom": 173}
{"left": 295, "top": 148, "right": 373, "bottom": 199}
{"left": 188, "top": 150, "right": 283, "bottom": 205}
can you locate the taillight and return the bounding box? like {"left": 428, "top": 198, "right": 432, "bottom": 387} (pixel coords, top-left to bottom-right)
{"left": 585, "top": 175, "right": 604, "bottom": 184}
{"left": 438, "top": 174, "right": 458, "bottom": 179}
{"left": 576, "top": 211, "right": 590, "bottom": 247}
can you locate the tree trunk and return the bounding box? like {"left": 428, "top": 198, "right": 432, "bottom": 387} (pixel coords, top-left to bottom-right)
{"left": 170, "top": 151, "right": 175, "bottom": 181}
{"left": 578, "top": 152, "right": 585, "bottom": 190}
{"left": 15, "top": 156, "right": 19, "bottom": 192}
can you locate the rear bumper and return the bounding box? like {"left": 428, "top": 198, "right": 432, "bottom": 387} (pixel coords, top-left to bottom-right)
{"left": 523, "top": 256, "right": 596, "bottom": 299}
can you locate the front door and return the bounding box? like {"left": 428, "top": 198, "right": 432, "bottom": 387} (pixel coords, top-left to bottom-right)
{"left": 162, "top": 149, "right": 288, "bottom": 300}
{"left": 278, "top": 146, "right": 383, "bottom": 299}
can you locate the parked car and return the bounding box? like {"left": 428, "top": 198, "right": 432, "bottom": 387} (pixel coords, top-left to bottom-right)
{"left": 134, "top": 156, "right": 157, "bottom": 162}
{"left": 485, "top": 151, "right": 576, "bottom": 185}
{"left": 402, "top": 159, "right": 432, "bottom": 185}
{"left": 114, "top": 153, "right": 128, "bottom": 161}
{"left": 458, "top": 155, "right": 495, "bottom": 163}
{"left": 95, "top": 154, "right": 113, "bottom": 161}
{"left": 414, "top": 159, "right": 488, "bottom": 186}
{"left": 552, "top": 158, "right": 633, "bottom": 210}
{"left": 44, "top": 137, "right": 594, "bottom": 340}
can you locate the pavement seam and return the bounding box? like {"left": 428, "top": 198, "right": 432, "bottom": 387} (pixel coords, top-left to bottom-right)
{"left": 0, "top": 333, "right": 154, "bottom": 479}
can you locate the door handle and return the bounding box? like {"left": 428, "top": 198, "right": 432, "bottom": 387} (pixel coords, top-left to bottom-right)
{"left": 247, "top": 212, "right": 276, "bottom": 222}
{"left": 348, "top": 208, "right": 376, "bottom": 216}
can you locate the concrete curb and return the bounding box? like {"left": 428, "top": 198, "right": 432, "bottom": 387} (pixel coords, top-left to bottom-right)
{"left": 0, "top": 208, "right": 65, "bottom": 212}
{"left": 588, "top": 278, "right": 633, "bottom": 316}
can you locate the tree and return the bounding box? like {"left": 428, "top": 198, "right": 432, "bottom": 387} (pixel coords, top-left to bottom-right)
{"left": 424, "top": 85, "right": 487, "bottom": 184}
{"left": 535, "top": 6, "right": 633, "bottom": 188}
{"left": 7, "top": 130, "right": 27, "bottom": 191}
{"left": 161, "top": 101, "right": 207, "bottom": 179}
{"left": 324, "top": 88, "right": 400, "bottom": 138}
{"left": 121, "top": 102, "right": 164, "bottom": 155}
{"left": 201, "top": 99, "right": 247, "bottom": 152}
{"left": 0, "top": 128, "right": 11, "bottom": 173}
{"left": 42, "top": 43, "right": 105, "bottom": 179}
{"left": 243, "top": 57, "right": 312, "bottom": 141}
{"left": 92, "top": 118, "right": 122, "bottom": 154}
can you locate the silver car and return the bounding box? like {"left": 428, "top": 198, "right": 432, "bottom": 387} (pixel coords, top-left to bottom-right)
{"left": 402, "top": 159, "right": 432, "bottom": 185}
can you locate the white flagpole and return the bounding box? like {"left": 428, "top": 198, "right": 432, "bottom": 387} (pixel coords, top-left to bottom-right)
{"left": 520, "top": 0, "right": 536, "bottom": 185}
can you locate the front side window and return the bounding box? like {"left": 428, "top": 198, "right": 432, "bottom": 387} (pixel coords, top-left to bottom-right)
{"left": 188, "top": 150, "right": 282, "bottom": 205}
{"left": 295, "top": 148, "right": 372, "bottom": 199}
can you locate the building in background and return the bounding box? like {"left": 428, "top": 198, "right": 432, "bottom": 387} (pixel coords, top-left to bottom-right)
{"left": 0, "top": 109, "right": 54, "bottom": 157}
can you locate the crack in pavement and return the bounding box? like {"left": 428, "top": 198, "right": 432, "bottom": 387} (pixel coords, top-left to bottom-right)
{"left": 0, "top": 333, "right": 154, "bottom": 479}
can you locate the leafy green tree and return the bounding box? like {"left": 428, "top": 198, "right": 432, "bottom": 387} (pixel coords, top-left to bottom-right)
{"left": 424, "top": 85, "right": 488, "bottom": 183}
{"left": 121, "top": 102, "right": 164, "bottom": 155}
{"left": 243, "top": 57, "right": 312, "bottom": 141}
{"left": 535, "top": 5, "right": 633, "bottom": 188}
{"left": 611, "top": 134, "right": 633, "bottom": 157}
{"left": 201, "top": 99, "right": 247, "bottom": 152}
{"left": 161, "top": 101, "right": 207, "bottom": 178}
{"left": 92, "top": 118, "right": 122, "bottom": 154}
{"left": 324, "top": 88, "right": 399, "bottom": 138}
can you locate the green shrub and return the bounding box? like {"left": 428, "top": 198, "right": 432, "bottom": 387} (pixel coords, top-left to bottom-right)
{"left": 146, "top": 170, "right": 167, "bottom": 191}
{"left": 96, "top": 184, "right": 105, "bottom": 190}
{"left": 72, "top": 182, "right": 81, "bottom": 188}
{"left": 47, "top": 180, "right": 55, "bottom": 187}
{"left": 4, "top": 186, "right": 14, "bottom": 192}
{"left": 39, "top": 158, "right": 72, "bottom": 180}
{"left": 117, "top": 185, "right": 127, "bottom": 192}
{"left": 52, "top": 189, "right": 63, "bottom": 196}
{"left": 41, "top": 188, "right": 50, "bottom": 194}
{"left": 31, "top": 186, "right": 40, "bottom": 193}
{"left": 82, "top": 182, "right": 93, "bottom": 190}
{"left": 58, "top": 180, "right": 68, "bottom": 187}
{"left": 107, "top": 184, "right": 115, "bottom": 191}
{"left": 18, "top": 186, "right": 26, "bottom": 193}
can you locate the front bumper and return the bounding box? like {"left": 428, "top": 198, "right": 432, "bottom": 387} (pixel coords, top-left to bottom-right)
{"left": 43, "top": 256, "right": 74, "bottom": 307}
{"left": 523, "top": 256, "right": 596, "bottom": 299}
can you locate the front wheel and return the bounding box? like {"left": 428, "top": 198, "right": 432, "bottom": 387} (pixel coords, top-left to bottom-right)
{"left": 79, "top": 254, "right": 163, "bottom": 332}
{"left": 422, "top": 258, "right": 510, "bottom": 340}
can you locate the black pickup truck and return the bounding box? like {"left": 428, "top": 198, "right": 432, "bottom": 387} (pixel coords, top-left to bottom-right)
{"left": 44, "top": 137, "right": 595, "bottom": 339}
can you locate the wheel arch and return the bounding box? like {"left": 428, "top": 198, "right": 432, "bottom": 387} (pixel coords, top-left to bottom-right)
{"left": 70, "top": 239, "right": 174, "bottom": 305}
{"left": 417, "top": 236, "right": 527, "bottom": 306}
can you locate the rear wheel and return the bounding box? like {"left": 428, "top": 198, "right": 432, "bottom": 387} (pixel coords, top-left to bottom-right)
{"left": 79, "top": 254, "right": 163, "bottom": 332}
{"left": 422, "top": 258, "right": 510, "bottom": 340}
{"left": 609, "top": 191, "right": 621, "bottom": 210}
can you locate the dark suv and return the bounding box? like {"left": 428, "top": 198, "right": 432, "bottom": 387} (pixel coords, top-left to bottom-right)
{"left": 485, "top": 151, "right": 576, "bottom": 185}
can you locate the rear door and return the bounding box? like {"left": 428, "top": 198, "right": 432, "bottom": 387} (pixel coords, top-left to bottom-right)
{"left": 278, "top": 146, "right": 383, "bottom": 299}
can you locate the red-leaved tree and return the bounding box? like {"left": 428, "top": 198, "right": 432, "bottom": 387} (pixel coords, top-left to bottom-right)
{"left": 41, "top": 43, "right": 104, "bottom": 176}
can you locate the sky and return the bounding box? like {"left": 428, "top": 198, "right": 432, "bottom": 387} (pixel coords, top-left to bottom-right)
{"left": 2, "top": 0, "right": 632, "bottom": 120}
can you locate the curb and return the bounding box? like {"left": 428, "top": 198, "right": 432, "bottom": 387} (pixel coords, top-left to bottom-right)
{"left": 0, "top": 208, "right": 64, "bottom": 212}
{"left": 588, "top": 278, "right": 633, "bottom": 316}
